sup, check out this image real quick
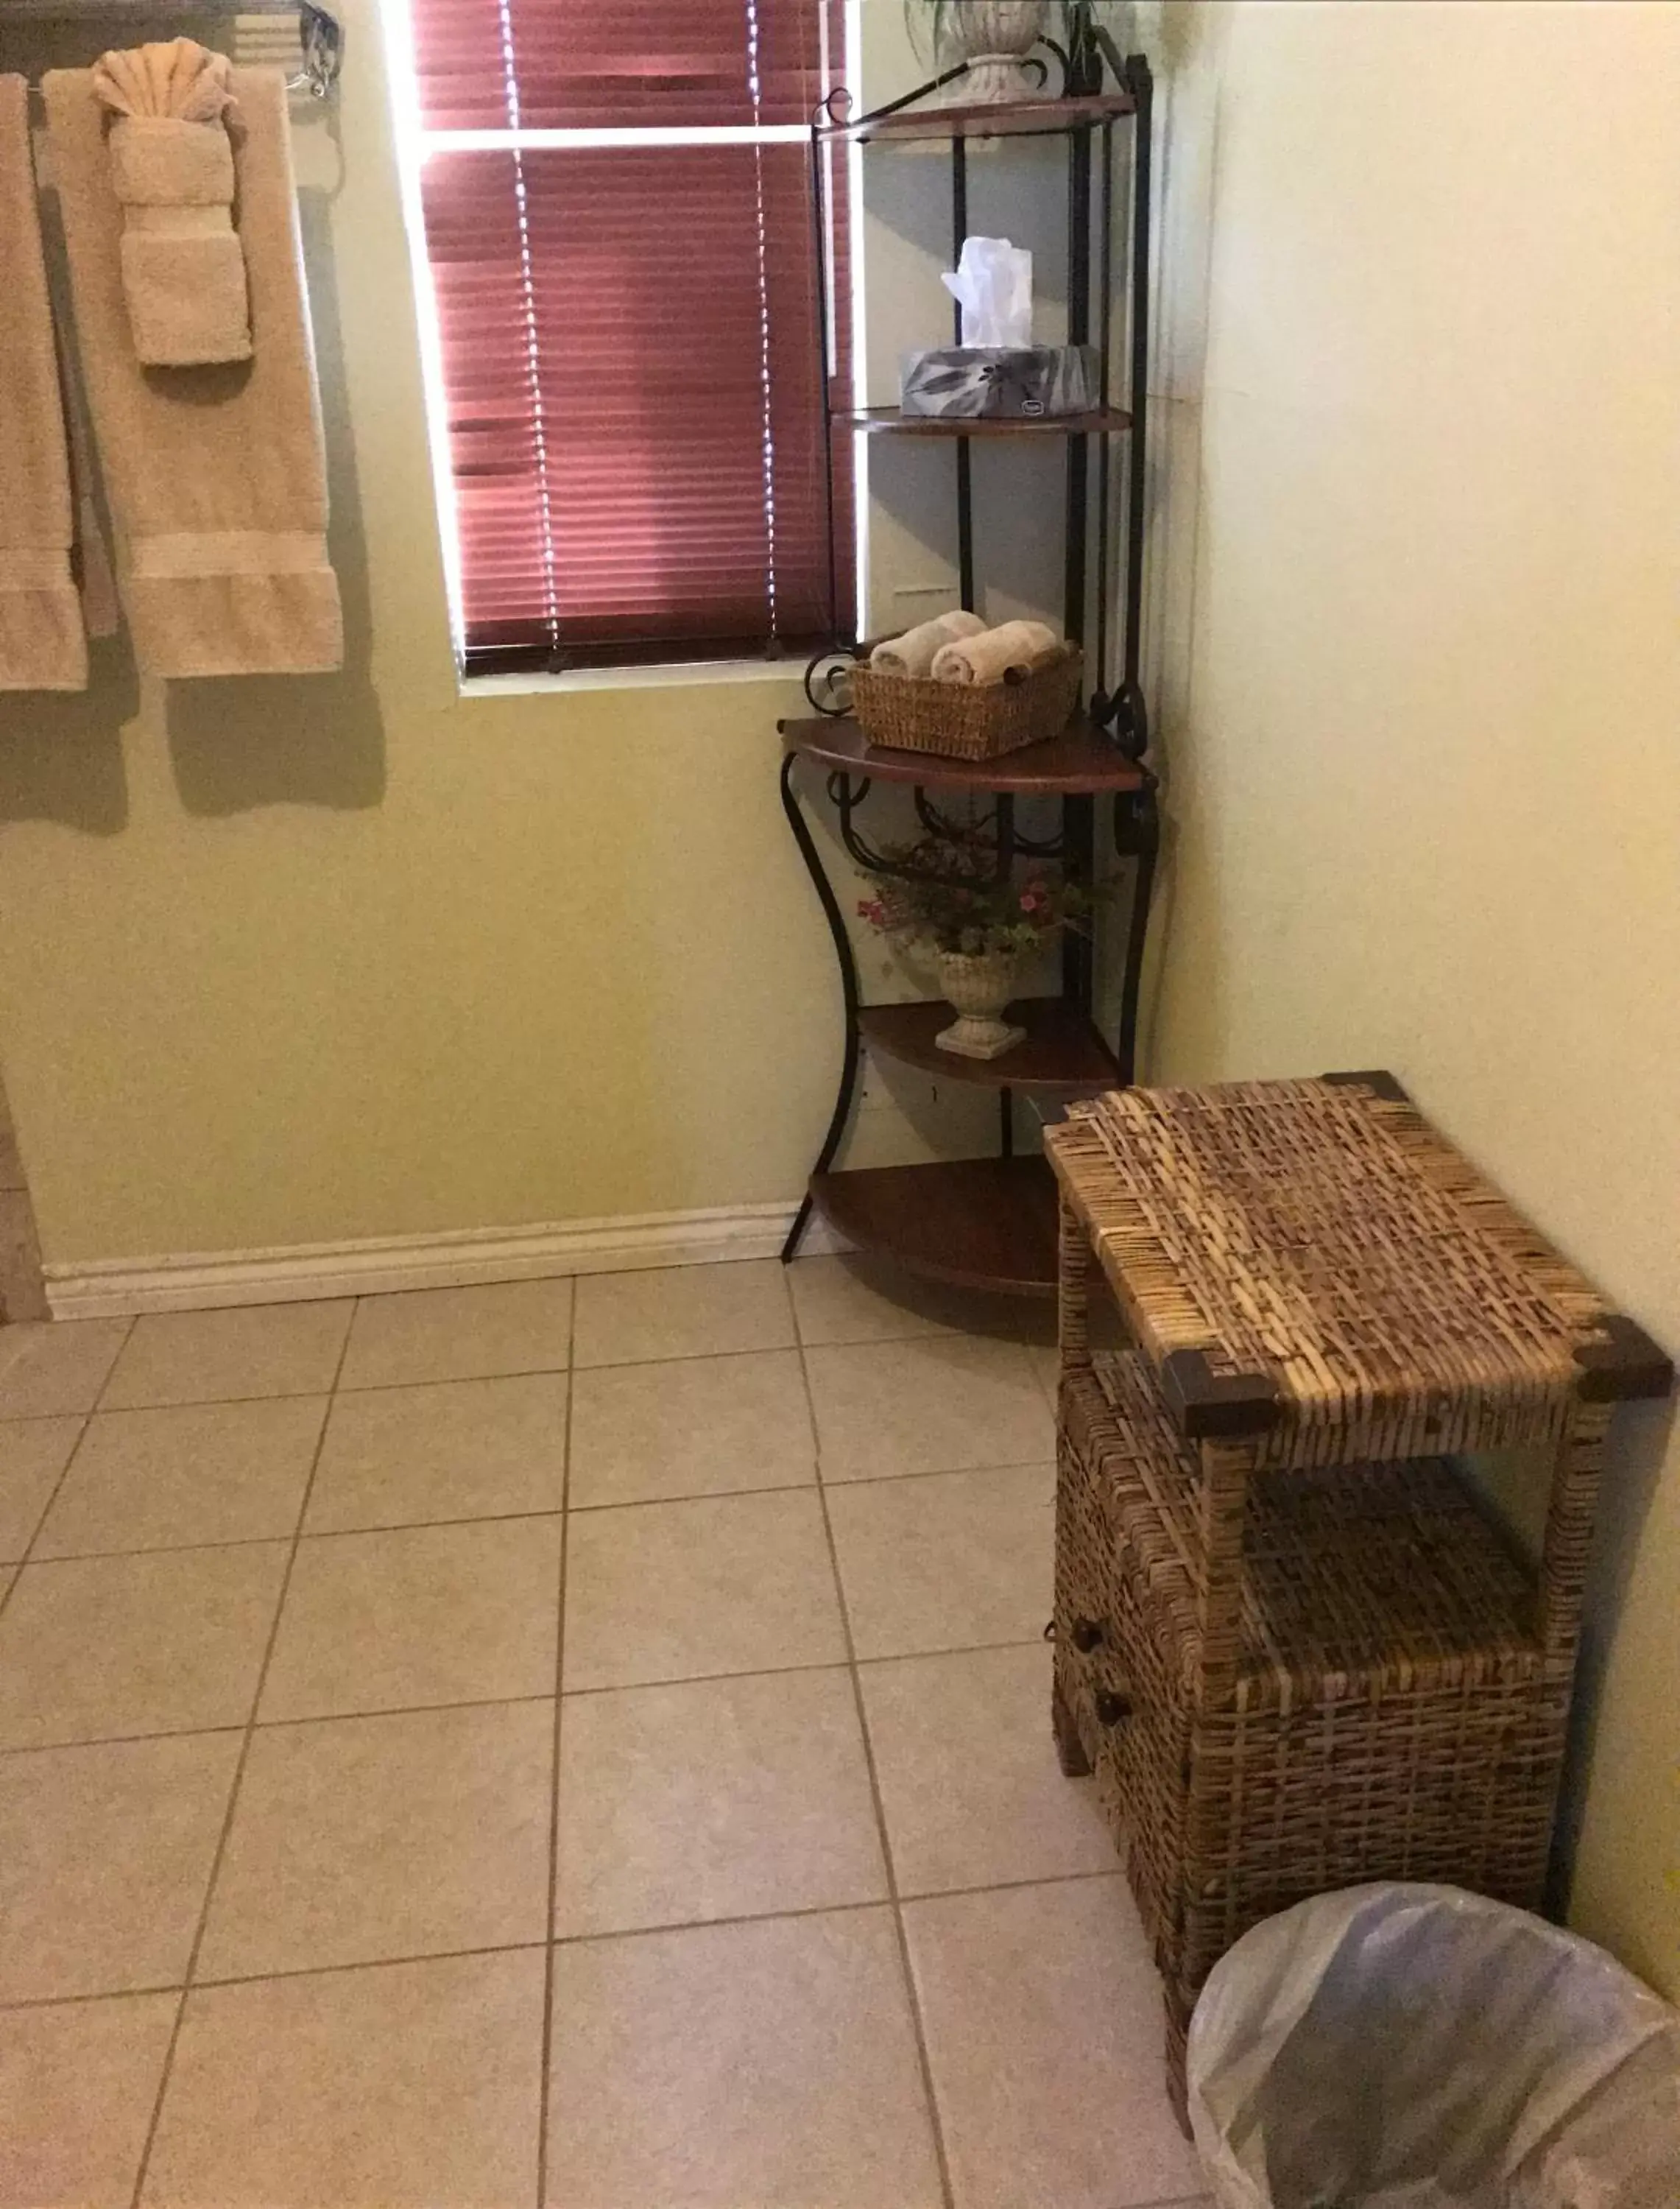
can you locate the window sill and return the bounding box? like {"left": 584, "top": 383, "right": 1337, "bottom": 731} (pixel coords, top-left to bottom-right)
{"left": 459, "top": 658, "right": 811, "bottom": 700}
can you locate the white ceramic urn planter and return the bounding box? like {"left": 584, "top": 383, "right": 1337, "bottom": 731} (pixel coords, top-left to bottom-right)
{"left": 939, "top": 1, "right": 1049, "bottom": 105}
{"left": 933, "top": 948, "right": 1028, "bottom": 1060}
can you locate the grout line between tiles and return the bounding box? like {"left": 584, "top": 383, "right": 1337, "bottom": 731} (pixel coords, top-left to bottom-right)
{"left": 124, "top": 1308, "right": 357, "bottom": 2209}
{"left": 0, "top": 1633, "right": 1052, "bottom": 1758}
{"left": 560, "top": 1480, "right": 816, "bottom": 1518}
{"left": 0, "top": 1867, "right": 1131, "bottom": 2015}
{"left": 0, "top": 1722, "right": 250, "bottom": 1761}
{"left": 0, "top": 1940, "right": 556, "bottom": 2016}
{"left": 535, "top": 1267, "right": 579, "bottom": 2209}
{"left": 4, "top": 1442, "right": 1051, "bottom": 1576}
{"left": 0, "top": 1321, "right": 1016, "bottom": 1414}
{"left": 0, "top": 1319, "right": 135, "bottom": 1630}
{"left": 185, "top": 1936, "right": 553, "bottom": 1995}
{"left": 548, "top": 1864, "right": 1126, "bottom": 1950}
{"left": 32, "top": 1694, "right": 557, "bottom": 1758}
{"left": 0, "top": 1981, "right": 188, "bottom": 2015}
{"left": 85, "top": 1316, "right": 142, "bottom": 1419}
{"left": 571, "top": 1338, "right": 797, "bottom": 1373}
{"left": 22, "top": 1506, "right": 573, "bottom": 1571}
{"left": 556, "top": 1635, "right": 1048, "bottom": 1693}
{"left": 793, "top": 1328, "right": 959, "bottom": 2209}
{"left": 334, "top": 1359, "right": 573, "bottom": 1395}
{"left": 817, "top": 1454, "right": 1054, "bottom": 1490}
{"left": 0, "top": 1421, "right": 90, "bottom": 1632}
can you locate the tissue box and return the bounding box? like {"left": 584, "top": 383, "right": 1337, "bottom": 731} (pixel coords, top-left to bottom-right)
{"left": 900, "top": 345, "right": 1100, "bottom": 420}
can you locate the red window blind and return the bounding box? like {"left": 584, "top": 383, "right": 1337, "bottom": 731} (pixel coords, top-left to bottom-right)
{"left": 406, "top": 0, "right": 853, "bottom": 673}
{"left": 409, "top": 0, "right": 841, "bottom": 131}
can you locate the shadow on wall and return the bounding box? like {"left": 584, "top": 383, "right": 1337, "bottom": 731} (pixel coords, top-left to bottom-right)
{"left": 166, "top": 186, "right": 387, "bottom": 815}
{"left": 0, "top": 649, "right": 135, "bottom": 834}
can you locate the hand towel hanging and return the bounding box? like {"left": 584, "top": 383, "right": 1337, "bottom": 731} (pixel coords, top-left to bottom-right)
{"left": 45, "top": 63, "right": 343, "bottom": 679}
{"left": 91, "top": 40, "right": 251, "bottom": 367}
{"left": 0, "top": 76, "right": 87, "bottom": 691}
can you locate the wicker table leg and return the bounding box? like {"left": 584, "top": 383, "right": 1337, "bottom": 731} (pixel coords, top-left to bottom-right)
{"left": 1163, "top": 1992, "right": 1192, "bottom": 2138}
{"left": 1051, "top": 1669, "right": 1093, "bottom": 1777}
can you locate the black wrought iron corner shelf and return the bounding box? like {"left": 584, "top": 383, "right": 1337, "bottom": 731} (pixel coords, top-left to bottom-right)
{"left": 779, "top": 42, "right": 1159, "bottom": 1300}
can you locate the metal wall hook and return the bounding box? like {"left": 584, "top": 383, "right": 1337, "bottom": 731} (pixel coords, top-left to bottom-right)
{"left": 13, "top": 4, "right": 343, "bottom": 102}
{"left": 293, "top": 2, "right": 342, "bottom": 101}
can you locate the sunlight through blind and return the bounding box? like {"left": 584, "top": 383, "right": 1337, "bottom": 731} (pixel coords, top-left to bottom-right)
{"left": 406, "top": 0, "right": 853, "bottom": 671}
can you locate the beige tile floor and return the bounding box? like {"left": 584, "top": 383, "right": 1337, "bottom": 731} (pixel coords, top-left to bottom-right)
{"left": 0, "top": 1259, "right": 1211, "bottom": 2209}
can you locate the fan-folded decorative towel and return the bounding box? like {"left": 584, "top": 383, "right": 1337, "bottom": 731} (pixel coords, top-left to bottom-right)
{"left": 0, "top": 77, "right": 88, "bottom": 692}
{"left": 869, "top": 608, "right": 986, "bottom": 680}
{"left": 931, "top": 619, "right": 1059, "bottom": 686}
{"left": 92, "top": 40, "right": 250, "bottom": 367}
{"left": 45, "top": 63, "right": 343, "bottom": 677}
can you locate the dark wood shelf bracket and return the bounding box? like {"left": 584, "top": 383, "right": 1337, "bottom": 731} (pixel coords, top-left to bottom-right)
{"left": 779, "top": 49, "right": 1160, "bottom": 1293}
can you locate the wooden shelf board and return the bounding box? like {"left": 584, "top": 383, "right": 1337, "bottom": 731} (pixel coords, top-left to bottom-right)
{"left": 830, "top": 94, "right": 1135, "bottom": 144}
{"left": 861, "top": 998, "right": 1119, "bottom": 1096}
{"left": 841, "top": 406, "right": 1130, "bottom": 439}
{"left": 810, "top": 1158, "right": 1059, "bottom": 1297}
{"left": 781, "top": 714, "right": 1146, "bottom": 795}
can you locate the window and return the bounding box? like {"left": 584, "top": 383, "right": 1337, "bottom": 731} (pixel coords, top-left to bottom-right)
{"left": 398, "top": 0, "right": 854, "bottom": 675}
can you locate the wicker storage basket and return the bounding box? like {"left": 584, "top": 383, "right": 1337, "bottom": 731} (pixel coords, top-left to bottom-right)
{"left": 1043, "top": 1072, "right": 1673, "bottom": 2121}
{"left": 850, "top": 645, "right": 1081, "bottom": 761}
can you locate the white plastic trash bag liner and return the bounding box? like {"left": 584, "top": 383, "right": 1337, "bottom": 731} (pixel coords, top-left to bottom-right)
{"left": 1187, "top": 1883, "right": 1680, "bottom": 2209}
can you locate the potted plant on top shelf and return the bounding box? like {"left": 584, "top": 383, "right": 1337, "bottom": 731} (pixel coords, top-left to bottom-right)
{"left": 857, "top": 816, "right": 1095, "bottom": 1062}
{"left": 907, "top": 3, "right": 1118, "bottom": 102}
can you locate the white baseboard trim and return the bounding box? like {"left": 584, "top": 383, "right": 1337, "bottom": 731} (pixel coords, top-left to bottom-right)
{"left": 44, "top": 1202, "right": 850, "bottom": 1319}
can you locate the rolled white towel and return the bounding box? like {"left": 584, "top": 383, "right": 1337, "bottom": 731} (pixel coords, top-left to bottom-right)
{"left": 869, "top": 607, "right": 986, "bottom": 679}
{"left": 931, "top": 619, "right": 1060, "bottom": 686}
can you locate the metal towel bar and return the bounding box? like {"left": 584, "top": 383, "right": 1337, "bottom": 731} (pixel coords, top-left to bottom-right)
{"left": 8, "top": 2, "right": 342, "bottom": 100}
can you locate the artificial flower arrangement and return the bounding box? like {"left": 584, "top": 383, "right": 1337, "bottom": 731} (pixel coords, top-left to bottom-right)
{"left": 855, "top": 817, "right": 1095, "bottom": 1059}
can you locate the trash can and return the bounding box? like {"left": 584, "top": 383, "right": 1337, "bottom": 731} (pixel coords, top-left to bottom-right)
{"left": 1187, "top": 1883, "right": 1680, "bottom": 2209}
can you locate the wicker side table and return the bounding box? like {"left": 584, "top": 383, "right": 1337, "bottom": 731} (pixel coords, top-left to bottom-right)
{"left": 1045, "top": 1072, "right": 1671, "bottom": 2110}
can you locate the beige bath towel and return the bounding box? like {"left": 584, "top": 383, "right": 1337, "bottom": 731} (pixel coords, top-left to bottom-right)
{"left": 869, "top": 608, "right": 985, "bottom": 680}
{"left": 46, "top": 63, "right": 342, "bottom": 677}
{"left": 93, "top": 41, "right": 250, "bottom": 367}
{"left": 0, "top": 77, "right": 87, "bottom": 691}
{"left": 931, "top": 619, "right": 1059, "bottom": 686}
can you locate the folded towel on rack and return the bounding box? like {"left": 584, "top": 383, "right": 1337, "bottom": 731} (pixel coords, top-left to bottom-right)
{"left": 931, "top": 619, "right": 1060, "bottom": 686}
{"left": 92, "top": 41, "right": 250, "bottom": 367}
{"left": 869, "top": 608, "right": 986, "bottom": 680}
{"left": 46, "top": 62, "right": 342, "bottom": 677}
{"left": 0, "top": 75, "right": 86, "bottom": 692}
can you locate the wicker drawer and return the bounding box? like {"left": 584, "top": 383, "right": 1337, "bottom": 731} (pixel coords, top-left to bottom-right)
{"left": 1051, "top": 1405, "right": 1131, "bottom": 1770}
{"left": 1056, "top": 1348, "right": 1563, "bottom": 1977}
{"left": 1054, "top": 1370, "right": 1190, "bottom": 1963}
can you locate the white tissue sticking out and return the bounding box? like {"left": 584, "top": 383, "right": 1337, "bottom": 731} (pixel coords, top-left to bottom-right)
{"left": 940, "top": 237, "right": 1033, "bottom": 349}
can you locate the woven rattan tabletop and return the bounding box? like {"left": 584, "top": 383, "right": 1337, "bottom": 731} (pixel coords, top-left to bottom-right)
{"left": 1048, "top": 1073, "right": 1670, "bottom": 1444}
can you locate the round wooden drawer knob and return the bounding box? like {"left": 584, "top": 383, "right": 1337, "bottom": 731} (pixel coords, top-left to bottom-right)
{"left": 1094, "top": 1689, "right": 1133, "bottom": 1726}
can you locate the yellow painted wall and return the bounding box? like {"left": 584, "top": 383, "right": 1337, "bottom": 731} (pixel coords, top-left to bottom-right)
{"left": 0, "top": 1, "right": 878, "bottom": 1264}
{"left": 0, "top": 0, "right": 1045, "bottom": 1267}
{"left": 1150, "top": 0, "right": 1680, "bottom": 1993}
